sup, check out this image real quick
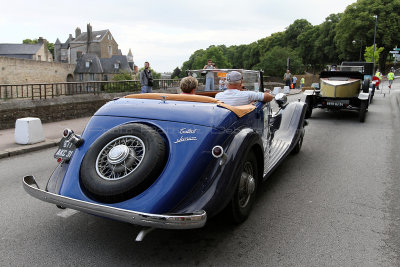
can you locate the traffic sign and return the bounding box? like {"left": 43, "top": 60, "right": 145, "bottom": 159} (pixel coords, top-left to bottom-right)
{"left": 394, "top": 48, "right": 400, "bottom": 51}
{"left": 390, "top": 51, "right": 399, "bottom": 54}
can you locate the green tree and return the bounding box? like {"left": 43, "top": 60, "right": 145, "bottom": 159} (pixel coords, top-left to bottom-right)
{"left": 258, "top": 46, "right": 304, "bottom": 76}
{"left": 297, "top": 14, "right": 341, "bottom": 71}
{"left": 364, "top": 45, "right": 384, "bottom": 64}
{"left": 192, "top": 45, "right": 232, "bottom": 69}
{"left": 284, "top": 19, "right": 313, "bottom": 49}
{"left": 112, "top": 72, "right": 133, "bottom": 81}
{"left": 180, "top": 49, "right": 206, "bottom": 77}
{"left": 171, "top": 67, "right": 181, "bottom": 79}
{"left": 335, "top": 0, "right": 400, "bottom": 69}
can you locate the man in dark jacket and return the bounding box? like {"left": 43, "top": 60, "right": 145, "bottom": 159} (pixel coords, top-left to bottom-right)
{"left": 140, "top": 62, "right": 153, "bottom": 93}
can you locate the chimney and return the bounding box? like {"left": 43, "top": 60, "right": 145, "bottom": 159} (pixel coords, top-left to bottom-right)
{"left": 38, "top": 37, "right": 44, "bottom": 44}
{"left": 86, "top": 23, "right": 92, "bottom": 53}
{"left": 75, "top": 27, "right": 81, "bottom": 38}
{"left": 69, "top": 34, "right": 74, "bottom": 41}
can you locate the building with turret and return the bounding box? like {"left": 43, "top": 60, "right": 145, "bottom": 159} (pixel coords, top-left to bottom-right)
{"left": 54, "top": 24, "right": 119, "bottom": 64}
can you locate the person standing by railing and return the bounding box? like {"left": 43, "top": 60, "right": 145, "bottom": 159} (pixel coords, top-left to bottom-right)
{"left": 140, "top": 62, "right": 153, "bottom": 93}
{"left": 203, "top": 59, "right": 216, "bottom": 91}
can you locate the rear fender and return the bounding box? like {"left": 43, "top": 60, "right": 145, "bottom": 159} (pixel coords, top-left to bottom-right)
{"left": 172, "top": 128, "right": 264, "bottom": 218}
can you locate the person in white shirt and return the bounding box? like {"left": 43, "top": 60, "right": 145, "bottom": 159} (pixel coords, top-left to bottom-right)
{"left": 215, "top": 71, "right": 273, "bottom": 106}
{"left": 203, "top": 59, "right": 216, "bottom": 91}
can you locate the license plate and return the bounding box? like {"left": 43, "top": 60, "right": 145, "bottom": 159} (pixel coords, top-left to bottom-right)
{"left": 326, "top": 100, "right": 349, "bottom": 107}
{"left": 54, "top": 137, "right": 76, "bottom": 161}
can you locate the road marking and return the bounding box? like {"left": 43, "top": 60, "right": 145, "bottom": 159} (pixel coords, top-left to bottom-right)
{"left": 57, "top": 209, "right": 79, "bottom": 218}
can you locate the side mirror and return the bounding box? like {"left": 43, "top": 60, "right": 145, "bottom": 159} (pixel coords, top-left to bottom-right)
{"left": 275, "top": 93, "right": 288, "bottom": 108}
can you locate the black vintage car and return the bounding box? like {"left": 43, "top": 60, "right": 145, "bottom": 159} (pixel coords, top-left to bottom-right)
{"left": 303, "top": 62, "right": 376, "bottom": 122}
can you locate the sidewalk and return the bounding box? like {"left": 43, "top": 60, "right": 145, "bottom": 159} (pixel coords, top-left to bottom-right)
{"left": 0, "top": 117, "right": 90, "bottom": 159}
{"left": 0, "top": 89, "right": 302, "bottom": 159}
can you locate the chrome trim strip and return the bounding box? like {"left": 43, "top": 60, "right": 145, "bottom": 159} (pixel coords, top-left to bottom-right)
{"left": 23, "top": 175, "right": 207, "bottom": 229}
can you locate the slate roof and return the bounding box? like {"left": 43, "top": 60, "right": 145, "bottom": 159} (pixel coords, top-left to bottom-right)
{"left": 71, "top": 30, "right": 109, "bottom": 43}
{"left": 0, "top": 44, "right": 42, "bottom": 55}
{"left": 100, "top": 55, "right": 131, "bottom": 73}
{"left": 60, "top": 35, "right": 74, "bottom": 49}
{"left": 74, "top": 54, "right": 103, "bottom": 73}
{"left": 74, "top": 54, "right": 131, "bottom": 74}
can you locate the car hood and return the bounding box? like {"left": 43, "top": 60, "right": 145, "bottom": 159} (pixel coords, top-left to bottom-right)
{"left": 94, "top": 98, "right": 237, "bottom": 129}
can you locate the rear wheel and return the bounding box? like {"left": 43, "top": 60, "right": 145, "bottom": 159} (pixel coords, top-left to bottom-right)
{"left": 359, "top": 100, "right": 367, "bottom": 123}
{"left": 305, "top": 96, "right": 313, "bottom": 119}
{"left": 80, "top": 123, "right": 167, "bottom": 203}
{"left": 292, "top": 131, "right": 304, "bottom": 154}
{"left": 229, "top": 151, "right": 258, "bottom": 224}
{"left": 362, "top": 79, "right": 370, "bottom": 93}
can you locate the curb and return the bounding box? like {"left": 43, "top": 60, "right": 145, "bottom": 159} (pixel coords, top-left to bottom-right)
{"left": 0, "top": 139, "right": 60, "bottom": 159}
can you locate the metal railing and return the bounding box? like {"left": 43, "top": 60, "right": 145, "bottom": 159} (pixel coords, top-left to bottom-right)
{"left": 0, "top": 79, "right": 181, "bottom": 100}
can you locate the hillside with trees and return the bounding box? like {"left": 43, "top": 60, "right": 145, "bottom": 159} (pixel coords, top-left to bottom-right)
{"left": 175, "top": 0, "right": 400, "bottom": 77}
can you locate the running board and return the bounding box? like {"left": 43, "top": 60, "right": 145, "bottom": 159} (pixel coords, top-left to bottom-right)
{"left": 264, "top": 139, "right": 291, "bottom": 178}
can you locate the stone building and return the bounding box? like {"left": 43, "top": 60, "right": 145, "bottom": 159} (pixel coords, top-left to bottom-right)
{"left": 74, "top": 53, "right": 132, "bottom": 82}
{"left": 54, "top": 24, "right": 119, "bottom": 64}
{"left": 0, "top": 37, "right": 53, "bottom": 62}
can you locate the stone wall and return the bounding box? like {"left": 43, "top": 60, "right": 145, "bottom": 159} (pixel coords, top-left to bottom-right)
{"left": 0, "top": 56, "right": 75, "bottom": 84}
{"left": 0, "top": 88, "right": 179, "bottom": 130}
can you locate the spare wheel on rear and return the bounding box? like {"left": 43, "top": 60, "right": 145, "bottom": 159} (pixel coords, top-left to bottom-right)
{"left": 80, "top": 123, "right": 167, "bottom": 203}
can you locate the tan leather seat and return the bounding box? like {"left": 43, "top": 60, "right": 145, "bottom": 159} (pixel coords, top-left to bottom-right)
{"left": 125, "top": 93, "right": 256, "bottom": 118}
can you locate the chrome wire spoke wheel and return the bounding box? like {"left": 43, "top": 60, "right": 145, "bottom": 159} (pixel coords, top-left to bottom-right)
{"left": 95, "top": 135, "right": 145, "bottom": 180}
{"left": 238, "top": 162, "right": 255, "bottom": 208}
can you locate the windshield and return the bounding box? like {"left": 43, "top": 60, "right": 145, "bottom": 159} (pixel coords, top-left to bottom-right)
{"left": 187, "top": 69, "right": 263, "bottom": 92}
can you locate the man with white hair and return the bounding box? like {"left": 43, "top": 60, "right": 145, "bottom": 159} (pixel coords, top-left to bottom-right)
{"left": 215, "top": 71, "right": 273, "bottom": 106}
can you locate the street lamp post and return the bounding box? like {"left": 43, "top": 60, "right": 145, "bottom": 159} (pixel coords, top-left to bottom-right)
{"left": 352, "top": 39, "right": 363, "bottom": 61}
{"left": 372, "top": 15, "right": 378, "bottom": 73}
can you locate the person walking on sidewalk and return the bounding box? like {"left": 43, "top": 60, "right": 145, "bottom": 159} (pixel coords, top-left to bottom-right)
{"left": 292, "top": 75, "right": 297, "bottom": 89}
{"left": 387, "top": 70, "right": 395, "bottom": 89}
{"left": 283, "top": 70, "right": 292, "bottom": 88}
{"left": 140, "top": 62, "right": 153, "bottom": 93}
{"left": 300, "top": 77, "right": 305, "bottom": 88}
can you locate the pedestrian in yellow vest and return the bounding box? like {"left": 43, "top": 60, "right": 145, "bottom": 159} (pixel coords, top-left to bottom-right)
{"left": 387, "top": 70, "right": 395, "bottom": 88}
{"left": 300, "top": 77, "right": 305, "bottom": 88}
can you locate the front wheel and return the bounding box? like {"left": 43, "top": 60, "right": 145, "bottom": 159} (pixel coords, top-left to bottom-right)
{"left": 229, "top": 151, "right": 258, "bottom": 224}
{"left": 359, "top": 100, "right": 367, "bottom": 123}
{"left": 305, "top": 96, "right": 313, "bottom": 119}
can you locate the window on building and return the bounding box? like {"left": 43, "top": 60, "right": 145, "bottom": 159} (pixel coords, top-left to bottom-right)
{"left": 89, "top": 74, "right": 95, "bottom": 81}
{"left": 79, "top": 74, "right": 83, "bottom": 81}
{"left": 77, "top": 51, "right": 82, "bottom": 59}
{"left": 103, "top": 75, "right": 108, "bottom": 81}
{"left": 114, "top": 63, "right": 119, "bottom": 69}
{"left": 85, "top": 61, "right": 90, "bottom": 68}
{"left": 108, "top": 46, "right": 112, "bottom": 56}
{"left": 108, "top": 34, "right": 112, "bottom": 40}
{"left": 37, "top": 55, "right": 41, "bottom": 61}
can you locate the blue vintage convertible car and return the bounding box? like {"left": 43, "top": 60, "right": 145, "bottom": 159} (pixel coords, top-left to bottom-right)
{"left": 23, "top": 69, "right": 307, "bottom": 241}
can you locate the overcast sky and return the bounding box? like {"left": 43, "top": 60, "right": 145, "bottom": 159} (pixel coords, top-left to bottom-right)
{"left": 0, "top": 0, "right": 356, "bottom": 72}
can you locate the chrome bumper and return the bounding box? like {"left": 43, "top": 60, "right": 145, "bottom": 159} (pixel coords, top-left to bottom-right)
{"left": 23, "top": 175, "right": 207, "bottom": 229}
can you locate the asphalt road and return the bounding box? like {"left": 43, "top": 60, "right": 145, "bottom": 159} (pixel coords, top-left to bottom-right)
{"left": 1, "top": 90, "right": 399, "bottom": 266}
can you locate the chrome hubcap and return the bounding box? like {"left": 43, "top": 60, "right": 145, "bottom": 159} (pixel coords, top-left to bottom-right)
{"left": 96, "top": 135, "right": 145, "bottom": 181}
{"left": 107, "top": 145, "right": 130, "bottom": 165}
{"left": 238, "top": 162, "right": 255, "bottom": 208}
